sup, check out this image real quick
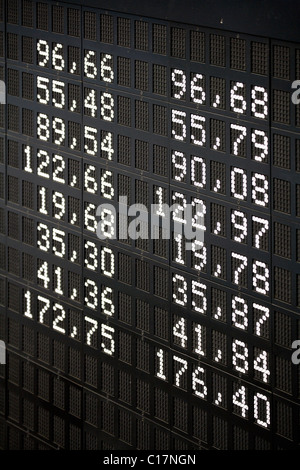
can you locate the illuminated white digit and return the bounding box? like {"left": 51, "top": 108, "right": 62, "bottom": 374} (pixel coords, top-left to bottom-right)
{"left": 84, "top": 316, "right": 98, "bottom": 346}
{"left": 84, "top": 203, "right": 97, "bottom": 232}
{"left": 101, "top": 324, "right": 115, "bottom": 356}
{"left": 37, "top": 223, "right": 50, "bottom": 252}
{"left": 37, "top": 261, "right": 50, "bottom": 288}
{"left": 252, "top": 216, "right": 269, "bottom": 249}
{"left": 84, "top": 279, "right": 98, "bottom": 310}
{"left": 171, "top": 69, "right": 186, "bottom": 99}
{"left": 101, "top": 170, "right": 114, "bottom": 199}
{"left": 191, "top": 114, "right": 206, "bottom": 146}
{"left": 37, "top": 295, "right": 50, "bottom": 324}
{"left": 254, "top": 350, "right": 270, "bottom": 383}
{"left": 52, "top": 80, "right": 65, "bottom": 109}
{"left": 53, "top": 154, "right": 65, "bottom": 184}
{"left": 84, "top": 165, "right": 97, "bottom": 194}
{"left": 173, "top": 317, "right": 187, "bottom": 348}
{"left": 101, "top": 247, "right": 115, "bottom": 278}
{"left": 252, "top": 130, "right": 268, "bottom": 162}
{"left": 172, "top": 192, "right": 187, "bottom": 224}
{"left": 191, "top": 156, "right": 206, "bottom": 188}
{"left": 192, "top": 280, "right": 207, "bottom": 314}
{"left": 156, "top": 349, "right": 166, "bottom": 380}
{"left": 37, "top": 76, "right": 50, "bottom": 104}
{"left": 52, "top": 229, "right": 66, "bottom": 258}
{"left": 233, "top": 386, "right": 248, "bottom": 418}
{"left": 99, "top": 208, "right": 115, "bottom": 239}
{"left": 174, "top": 234, "right": 185, "bottom": 265}
{"left": 37, "top": 150, "right": 50, "bottom": 178}
{"left": 52, "top": 191, "right": 65, "bottom": 220}
{"left": 37, "top": 39, "right": 49, "bottom": 67}
{"left": 172, "top": 151, "right": 186, "bottom": 182}
{"left": 54, "top": 266, "right": 63, "bottom": 295}
{"left": 52, "top": 117, "right": 65, "bottom": 145}
{"left": 232, "top": 295, "right": 248, "bottom": 330}
{"left": 194, "top": 324, "right": 205, "bottom": 356}
{"left": 231, "top": 167, "right": 247, "bottom": 200}
{"left": 253, "top": 260, "right": 269, "bottom": 294}
{"left": 232, "top": 252, "right": 247, "bottom": 285}
{"left": 101, "top": 92, "right": 114, "bottom": 121}
{"left": 231, "top": 210, "right": 247, "bottom": 243}
{"left": 171, "top": 109, "right": 186, "bottom": 141}
{"left": 192, "top": 366, "right": 207, "bottom": 398}
{"left": 38, "top": 186, "right": 48, "bottom": 215}
{"left": 254, "top": 393, "right": 271, "bottom": 428}
{"left": 24, "top": 290, "right": 33, "bottom": 319}
{"left": 232, "top": 339, "right": 248, "bottom": 374}
{"left": 101, "top": 286, "right": 114, "bottom": 316}
{"left": 231, "top": 124, "right": 246, "bottom": 155}
{"left": 101, "top": 132, "right": 114, "bottom": 160}
{"left": 53, "top": 303, "right": 66, "bottom": 333}
{"left": 192, "top": 198, "right": 206, "bottom": 231}
{"left": 172, "top": 274, "right": 187, "bottom": 306}
{"left": 84, "top": 89, "right": 97, "bottom": 117}
{"left": 192, "top": 240, "right": 206, "bottom": 271}
{"left": 101, "top": 54, "right": 114, "bottom": 82}
{"left": 252, "top": 173, "right": 268, "bottom": 207}
{"left": 254, "top": 303, "right": 269, "bottom": 336}
{"left": 251, "top": 86, "right": 268, "bottom": 119}
{"left": 23, "top": 145, "right": 33, "bottom": 173}
{"left": 84, "top": 241, "right": 98, "bottom": 271}
{"left": 84, "top": 126, "right": 98, "bottom": 156}
{"left": 37, "top": 113, "right": 50, "bottom": 141}
{"left": 52, "top": 43, "right": 65, "bottom": 71}
{"left": 190, "top": 74, "right": 205, "bottom": 104}
{"left": 230, "top": 82, "right": 246, "bottom": 114}
{"left": 173, "top": 356, "right": 188, "bottom": 387}
{"left": 84, "top": 50, "right": 97, "bottom": 78}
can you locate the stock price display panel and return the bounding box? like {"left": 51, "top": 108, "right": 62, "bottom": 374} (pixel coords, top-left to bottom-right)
{"left": 0, "top": 0, "right": 299, "bottom": 450}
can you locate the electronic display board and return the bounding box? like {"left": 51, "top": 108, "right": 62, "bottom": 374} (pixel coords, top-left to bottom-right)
{"left": 0, "top": 0, "right": 299, "bottom": 450}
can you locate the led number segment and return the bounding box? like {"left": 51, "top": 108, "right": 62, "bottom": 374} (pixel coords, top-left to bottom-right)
{"left": 101, "top": 92, "right": 114, "bottom": 121}
{"left": 84, "top": 241, "right": 98, "bottom": 271}
{"left": 172, "top": 151, "right": 186, "bottom": 182}
{"left": 230, "top": 82, "right": 246, "bottom": 114}
{"left": 53, "top": 303, "right": 66, "bottom": 334}
{"left": 84, "top": 279, "right": 98, "bottom": 310}
{"left": 232, "top": 295, "right": 248, "bottom": 330}
{"left": 100, "top": 54, "right": 114, "bottom": 82}
{"left": 84, "top": 126, "right": 98, "bottom": 156}
{"left": 52, "top": 43, "right": 65, "bottom": 71}
{"left": 253, "top": 260, "right": 269, "bottom": 294}
{"left": 101, "top": 131, "right": 114, "bottom": 160}
{"left": 101, "top": 247, "right": 115, "bottom": 277}
{"left": 171, "top": 70, "right": 205, "bottom": 104}
{"left": 84, "top": 88, "right": 97, "bottom": 117}
{"left": 170, "top": 110, "right": 207, "bottom": 145}
{"left": 173, "top": 317, "right": 188, "bottom": 348}
{"left": 190, "top": 73, "right": 206, "bottom": 104}
{"left": 171, "top": 69, "right": 186, "bottom": 99}
{"left": 171, "top": 110, "right": 186, "bottom": 141}
{"left": 37, "top": 39, "right": 50, "bottom": 67}
{"left": 252, "top": 129, "right": 268, "bottom": 161}
{"left": 251, "top": 86, "right": 268, "bottom": 119}
{"left": 37, "top": 77, "right": 65, "bottom": 108}
{"left": 84, "top": 50, "right": 97, "bottom": 79}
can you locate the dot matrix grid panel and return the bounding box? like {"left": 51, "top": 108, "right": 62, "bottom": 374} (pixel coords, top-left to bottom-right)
{"left": 0, "top": 0, "right": 299, "bottom": 450}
